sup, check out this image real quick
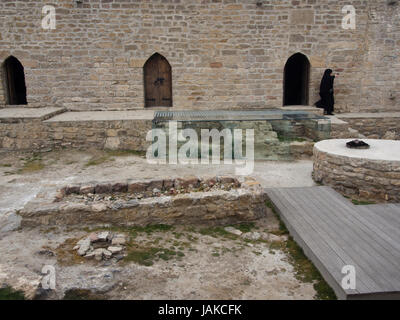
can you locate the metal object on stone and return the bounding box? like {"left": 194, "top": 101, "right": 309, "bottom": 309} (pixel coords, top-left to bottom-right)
{"left": 346, "top": 139, "right": 370, "bottom": 149}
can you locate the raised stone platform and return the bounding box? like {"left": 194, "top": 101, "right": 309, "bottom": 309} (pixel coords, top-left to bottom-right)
{"left": 313, "top": 139, "right": 400, "bottom": 202}
{"left": 19, "top": 176, "right": 268, "bottom": 228}
{"left": 0, "top": 107, "right": 65, "bottom": 122}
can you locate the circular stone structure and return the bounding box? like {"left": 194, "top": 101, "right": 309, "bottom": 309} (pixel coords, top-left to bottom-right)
{"left": 313, "top": 139, "right": 400, "bottom": 202}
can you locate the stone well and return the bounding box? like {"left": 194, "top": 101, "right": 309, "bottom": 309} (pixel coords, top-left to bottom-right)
{"left": 313, "top": 139, "right": 400, "bottom": 202}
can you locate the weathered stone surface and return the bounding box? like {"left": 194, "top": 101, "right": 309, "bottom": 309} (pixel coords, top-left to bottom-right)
{"left": 128, "top": 182, "right": 147, "bottom": 194}
{"left": 77, "top": 239, "right": 91, "bottom": 256}
{"left": 242, "top": 232, "right": 261, "bottom": 241}
{"left": 112, "top": 183, "right": 128, "bottom": 193}
{"left": 108, "top": 246, "right": 123, "bottom": 254}
{"left": 19, "top": 185, "right": 269, "bottom": 228}
{"left": 94, "top": 184, "right": 112, "bottom": 194}
{"left": 224, "top": 227, "right": 242, "bottom": 236}
{"left": 80, "top": 185, "right": 95, "bottom": 195}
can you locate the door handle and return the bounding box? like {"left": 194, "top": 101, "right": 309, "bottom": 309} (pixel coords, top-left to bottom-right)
{"left": 154, "top": 78, "right": 165, "bottom": 86}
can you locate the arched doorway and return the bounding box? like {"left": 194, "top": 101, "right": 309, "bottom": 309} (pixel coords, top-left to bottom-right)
{"left": 144, "top": 53, "right": 172, "bottom": 108}
{"left": 3, "top": 56, "right": 27, "bottom": 105}
{"left": 283, "top": 53, "right": 310, "bottom": 106}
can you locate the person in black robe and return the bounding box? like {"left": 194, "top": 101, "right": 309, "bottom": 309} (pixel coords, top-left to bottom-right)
{"left": 315, "top": 69, "right": 336, "bottom": 115}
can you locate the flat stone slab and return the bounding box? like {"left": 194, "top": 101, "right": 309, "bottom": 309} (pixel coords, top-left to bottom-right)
{"left": 0, "top": 107, "right": 65, "bottom": 121}
{"left": 45, "top": 110, "right": 155, "bottom": 122}
{"left": 315, "top": 139, "right": 400, "bottom": 161}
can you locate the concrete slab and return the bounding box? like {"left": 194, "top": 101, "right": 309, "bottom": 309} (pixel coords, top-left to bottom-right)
{"left": 0, "top": 107, "right": 65, "bottom": 121}
{"left": 280, "top": 105, "right": 324, "bottom": 116}
{"left": 45, "top": 110, "right": 155, "bottom": 122}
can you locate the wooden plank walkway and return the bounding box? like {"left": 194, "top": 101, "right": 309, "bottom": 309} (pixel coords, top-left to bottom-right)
{"left": 265, "top": 186, "right": 400, "bottom": 300}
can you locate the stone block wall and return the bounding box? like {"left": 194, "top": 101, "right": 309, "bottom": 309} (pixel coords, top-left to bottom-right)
{"left": 313, "top": 144, "right": 400, "bottom": 202}
{"left": 0, "top": 119, "right": 152, "bottom": 152}
{"left": 0, "top": 0, "right": 398, "bottom": 112}
{"left": 337, "top": 116, "right": 400, "bottom": 140}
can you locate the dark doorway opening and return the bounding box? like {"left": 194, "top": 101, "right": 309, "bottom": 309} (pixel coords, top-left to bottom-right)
{"left": 3, "top": 56, "right": 27, "bottom": 105}
{"left": 283, "top": 53, "right": 310, "bottom": 106}
{"left": 144, "top": 53, "right": 172, "bottom": 108}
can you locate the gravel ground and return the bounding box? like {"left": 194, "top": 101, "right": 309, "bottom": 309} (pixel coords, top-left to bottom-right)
{"left": 0, "top": 149, "right": 317, "bottom": 300}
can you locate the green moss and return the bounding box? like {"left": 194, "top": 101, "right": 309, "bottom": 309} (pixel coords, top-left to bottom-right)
{"left": 17, "top": 153, "right": 45, "bottom": 173}
{"left": 199, "top": 226, "right": 236, "bottom": 239}
{"left": 124, "top": 244, "right": 181, "bottom": 266}
{"left": 284, "top": 236, "right": 336, "bottom": 300}
{"left": 0, "top": 163, "right": 12, "bottom": 167}
{"left": 234, "top": 222, "right": 256, "bottom": 233}
{"left": 351, "top": 199, "right": 376, "bottom": 205}
{"left": 0, "top": 286, "right": 25, "bottom": 300}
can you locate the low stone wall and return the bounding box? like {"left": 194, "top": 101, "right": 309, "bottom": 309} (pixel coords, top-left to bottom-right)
{"left": 337, "top": 116, "right": 400, "bottom": 140}
{"left": 313, "top": 140, "right": 400, "bottom": 202}
{"left": 18, "top": 177, "right": 269, "bottom": 228}
{"left": 0, "top": 119, "right": 152, "bottom": 152}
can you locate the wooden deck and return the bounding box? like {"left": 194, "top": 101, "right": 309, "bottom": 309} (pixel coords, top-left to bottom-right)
{"left": 265, "top": 186, "right": 400, "bottom": 300}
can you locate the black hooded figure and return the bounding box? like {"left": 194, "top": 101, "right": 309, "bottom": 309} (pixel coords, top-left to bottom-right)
{"left": 315, "top": 69, "right": 335, "bottom": 115}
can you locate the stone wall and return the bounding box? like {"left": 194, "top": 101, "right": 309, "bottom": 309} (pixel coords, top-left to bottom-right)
{"left": 313, "top": 143, "right": 400, "bottom": 202}
{"left": 337, "top": 116, "right": 400, "bottom": 140}
{"left": 0, "top": 0, "right": 398, "bottom": 112}
{"left": 0, "top": 119, "right": 152, "bottom": 152}
{"left": 19, "top": 177, "right": 269, "bottom": 228}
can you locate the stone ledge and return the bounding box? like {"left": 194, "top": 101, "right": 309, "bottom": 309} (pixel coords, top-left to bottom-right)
{"left": 18, "top": 178, "right": 269, "bottom": 228}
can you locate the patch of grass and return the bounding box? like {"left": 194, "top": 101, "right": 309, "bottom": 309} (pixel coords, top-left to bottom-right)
{"left": 0, "top": 163, "right": 12, "bottom": 167}
{"left": 55, "top": 238, "right": 86, "bottom": 266}
{"left": 284, "top": 236, "right": 336, "bottom": 300}
{"left": 124, "top": 244, "right": 179, "bottom": 266}
{"left": 199, "top": 226, "right": 236, "bottom": 239}
{"left": 17, "top": 153, "right": 45, "bottom": 173}
{"left": 63, "top": 289, "right": 106, "bottom": 300}
{"left": 234, "top": 222, "right": 256, "bottom": 233}
{"left": 351, "top": 199, "right": 376, "bottom": 205}
{"left": 0, "top": 286, "right": 25, "bottom": 300}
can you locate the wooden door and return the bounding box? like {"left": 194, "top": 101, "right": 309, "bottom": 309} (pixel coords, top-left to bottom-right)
{"left": 144, "top": 54, "right": 172, "bottom": 107}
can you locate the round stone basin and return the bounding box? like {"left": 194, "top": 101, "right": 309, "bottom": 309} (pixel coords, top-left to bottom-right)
{"left": 313, "top": 139, "right": 400, "bottom": 202}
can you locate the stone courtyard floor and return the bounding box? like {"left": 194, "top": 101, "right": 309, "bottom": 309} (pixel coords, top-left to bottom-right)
{"left": 0, "top": 149, "right": 324, "bottom": 300}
